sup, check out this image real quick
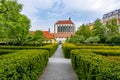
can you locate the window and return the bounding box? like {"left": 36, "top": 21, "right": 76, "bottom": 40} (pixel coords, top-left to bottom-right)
{"left": 58, "top": 27, "right": 60, "bottom": 32}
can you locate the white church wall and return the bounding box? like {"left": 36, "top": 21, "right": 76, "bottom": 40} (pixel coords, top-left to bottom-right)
{"left": 56, "top": 38, "right": 66, "bottom": 43}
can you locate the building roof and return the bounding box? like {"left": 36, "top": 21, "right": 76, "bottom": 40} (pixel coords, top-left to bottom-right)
{"left": 53, "top": 33, "right": 73, "bottom": 38}
{"left": 42, "top": 31, "right": 54, "bottom": 39}
{"left": 103, "top": 9, "right": 120, "bottom": 18}
{"left": 30, "top": 31, "right": 54, "bottom": 39}
{"left": 55, "top": 20, "right": 74, "bottom": 25}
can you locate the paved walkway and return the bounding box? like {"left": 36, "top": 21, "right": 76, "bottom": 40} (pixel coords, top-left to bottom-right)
{"left": 39, "top": 45, "right": 78, "bottom": 80}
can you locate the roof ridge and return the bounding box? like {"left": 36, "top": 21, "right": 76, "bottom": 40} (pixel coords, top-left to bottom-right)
{"left": 55, "top": 20, "right": 74, "bottom": 24}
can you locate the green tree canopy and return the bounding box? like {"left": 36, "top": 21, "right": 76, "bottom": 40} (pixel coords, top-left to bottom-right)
{"left": 84, "top": 36, "right": 100, "bottom": 43}
{"left": 76, "top": 24, "right": 93, "bottom": 39}
{"left": 93, "top": 19, "right": 107, "bottom": 42}
{"left": 106, "top": 18, "right": 119, "bottom": 36}
{"left": 66, "top": 35, "right": 85, "bottom": 44}
{"left": 0, "top": 0, "right": 30, "bottom": 45}
{"left": 33, "top": 30, "right": 46, "bottom": 46}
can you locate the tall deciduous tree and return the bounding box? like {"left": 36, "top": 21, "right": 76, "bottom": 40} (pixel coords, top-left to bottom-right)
{"left": 106, "top": 18, "right": 119, "bottom": 36}
{"left": 0, "top": 0, "right": 9, "bottom": 13}
{"left": 0, "top": 0, "right": 30, "bottom": 45}
{"left": 93, "top": 19, "right": 107, "bottom": 42}
{"left": 7, "top": 14, "right": 30, "bottom": 45}
{"left": 76, "top": 24, "right": 93, "bottom": 39}
{"left": 66, "top": 35, "right": 85, "bottom": 44}
{"left": 93, "top": 19, "right": 102, "bottom": 36}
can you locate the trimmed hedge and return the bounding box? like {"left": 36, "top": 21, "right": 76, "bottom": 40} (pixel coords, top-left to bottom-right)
{"left": 71, "top": 49, "right": 120, "bottom": 80}
{"left": 62, "top": 44, "right": 76, "bottom": 58}
{"left": 0, "top": 49, "right": 49, "bottom": 80}
{"left": 0, "top": 49, "right": 16, "bottom": 55}
{"left": 0, "top": 43, "right": 58, "bottom": 57}
{"left": 0, "top": 46, "right": 40, "bottom": 50}
{"left": 93, "top": 50, "right": 120, "bottom": 56}
{"left": 107, "top": 56, "right": 120, "bottom": 63}
{"left": 62, "top": 43, "right": 120, "bottom": 58}
{"left": 42, "top": 43, "right": 58, "bottom": 57}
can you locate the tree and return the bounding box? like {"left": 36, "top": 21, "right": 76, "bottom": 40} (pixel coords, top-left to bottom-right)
{"left": 84, "top": 36, "right": 100, "bottom": 43}
{"left": 93, "top": 18, "right": 102, "bottom": 36}
{"left": 7, "top": 14, "right": 31, "bottom": 45}
{"left": 0, "top": 0, "right": 30, "bottom": 45}
{"left": 94, "top": 19, "right": 102, "bottom": 28}
{"left": 33, "top": 30, "right": 46, "bottom": 46}
{"left": 0, "top": 0, "right": 9, "bottom": 13}
{"left": 66, "top": 35, "right": 85, "bottom": 44}
{"left": 106, "top": 18, "right": 119, "bottom": 36}
{"left": 76, "top": 24, "right": 93, "bottom": 39}
{"left": 93, "top": 19, "right": 107, "bottom": 42}
{"left": 106, "top": 34, "right": 120, "bottom": 45}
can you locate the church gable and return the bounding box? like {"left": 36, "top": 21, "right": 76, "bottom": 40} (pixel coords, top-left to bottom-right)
{"left": 54, "top": 18, "right": 75, "bottom": 43}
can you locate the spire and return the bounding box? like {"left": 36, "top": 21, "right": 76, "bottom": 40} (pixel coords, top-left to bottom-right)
{"left": 48, "top": 28, "right": 50, "bottom": 32}
{"left": 69, "top": 17, "right": 71, "bottom": 21}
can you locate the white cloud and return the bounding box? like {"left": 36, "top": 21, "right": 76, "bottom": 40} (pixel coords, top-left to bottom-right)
{"left": 62, "top": 0, "right": 120, "bottom": 13}
{"left": 18, "top": 0, "right": 120, "bottom": 32}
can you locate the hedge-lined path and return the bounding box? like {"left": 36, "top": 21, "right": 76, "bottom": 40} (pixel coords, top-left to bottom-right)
{"left": 39, "top": 45, "right": 78, "bottom": 80}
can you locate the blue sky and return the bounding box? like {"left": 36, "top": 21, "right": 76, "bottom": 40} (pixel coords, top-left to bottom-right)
{"left": 18, "top": 0, "right": 120, "bottom": 32}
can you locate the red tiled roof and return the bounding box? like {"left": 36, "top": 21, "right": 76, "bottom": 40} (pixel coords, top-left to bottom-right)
{"left": 42, "top": 31, "right": 54, "bottom": 39}
{"left": 53, "top": 33, "right": 73, "bottom": 38}
{"left": 55, "top": 20, "right": 74, "bottom": 24}
{"left": 30, "top": 31, "right": 54, "bottom": 39}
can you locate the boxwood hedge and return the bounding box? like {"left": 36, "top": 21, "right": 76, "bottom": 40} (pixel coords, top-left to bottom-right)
{"left": 93, "top": 49, "right": 120, "bottom": 56}
{"left": 0, "top": 49, "right": 16, "bottom": 56}
{"left": 71, "top": 49, "right": 120, "bottom": 80}
{"left": 42, "top": 43, "right": 58, "bottom": 57}
{"left": 62, "top": 43, "right": 120, "bottom": 58}
{"left": 0, "top": 43, "right": 58, "bottom": 57}
{"left": 0, "top": 49, "right": 49, "bottom": 80}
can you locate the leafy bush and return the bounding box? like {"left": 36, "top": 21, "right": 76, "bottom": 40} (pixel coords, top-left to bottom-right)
{"left": 84, "top": 36, "right": 100, "bottom": 43}
{"left": 0, "top": 49, "right": 49, "bottom": 80}
{"left": 66, "top": 35, "right": 85, "bottom": 44}
{"left": 71, "top": 49, "right": 120, "bottom": 80}
{"left": 106, "top": 34, "right": 120, "bottom": 45}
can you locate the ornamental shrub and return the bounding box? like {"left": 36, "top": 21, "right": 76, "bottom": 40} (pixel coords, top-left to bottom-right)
{"left": 106, "top": 34, "right": 120, "bottom": 45}
{"left": 0, "top": 43, "right": 58, "bottom": 57}
{"left": 71, "top": 49, "right": 120, "bottom": 80}
{"left": 62, "top": 43, "right": 120, "bottom": 58}
{"left": 0, "top": 49, "right": 49, "bottom": 80}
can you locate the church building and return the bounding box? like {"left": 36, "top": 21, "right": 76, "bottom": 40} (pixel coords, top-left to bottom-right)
{"left": 53, "top": 18, "right": 75, "bottom": 43}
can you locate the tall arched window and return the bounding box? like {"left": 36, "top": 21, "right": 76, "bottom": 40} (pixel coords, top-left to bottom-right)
{"left": 58, "top": 26, "right": 60, "bottom": 32}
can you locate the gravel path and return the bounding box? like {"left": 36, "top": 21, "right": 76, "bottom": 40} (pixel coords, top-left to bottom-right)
{"left": 39, "top": 45, "right": 78, "bottom": 80}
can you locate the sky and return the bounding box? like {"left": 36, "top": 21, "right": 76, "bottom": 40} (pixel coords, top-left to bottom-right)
{"left": 18, "top": 0, "right": 120, "bottom": 32}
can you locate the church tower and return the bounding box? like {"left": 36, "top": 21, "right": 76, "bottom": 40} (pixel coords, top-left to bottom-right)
{"left": 54, "top": 18, "right": 75, "bottom": 33}
{"left": 54, "top": 18, "right": 75, "bottom": 43}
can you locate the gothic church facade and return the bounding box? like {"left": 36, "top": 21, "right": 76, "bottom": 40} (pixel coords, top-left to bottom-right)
{"left": 53, "top": 18, "right": 75, "bottom": 43}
